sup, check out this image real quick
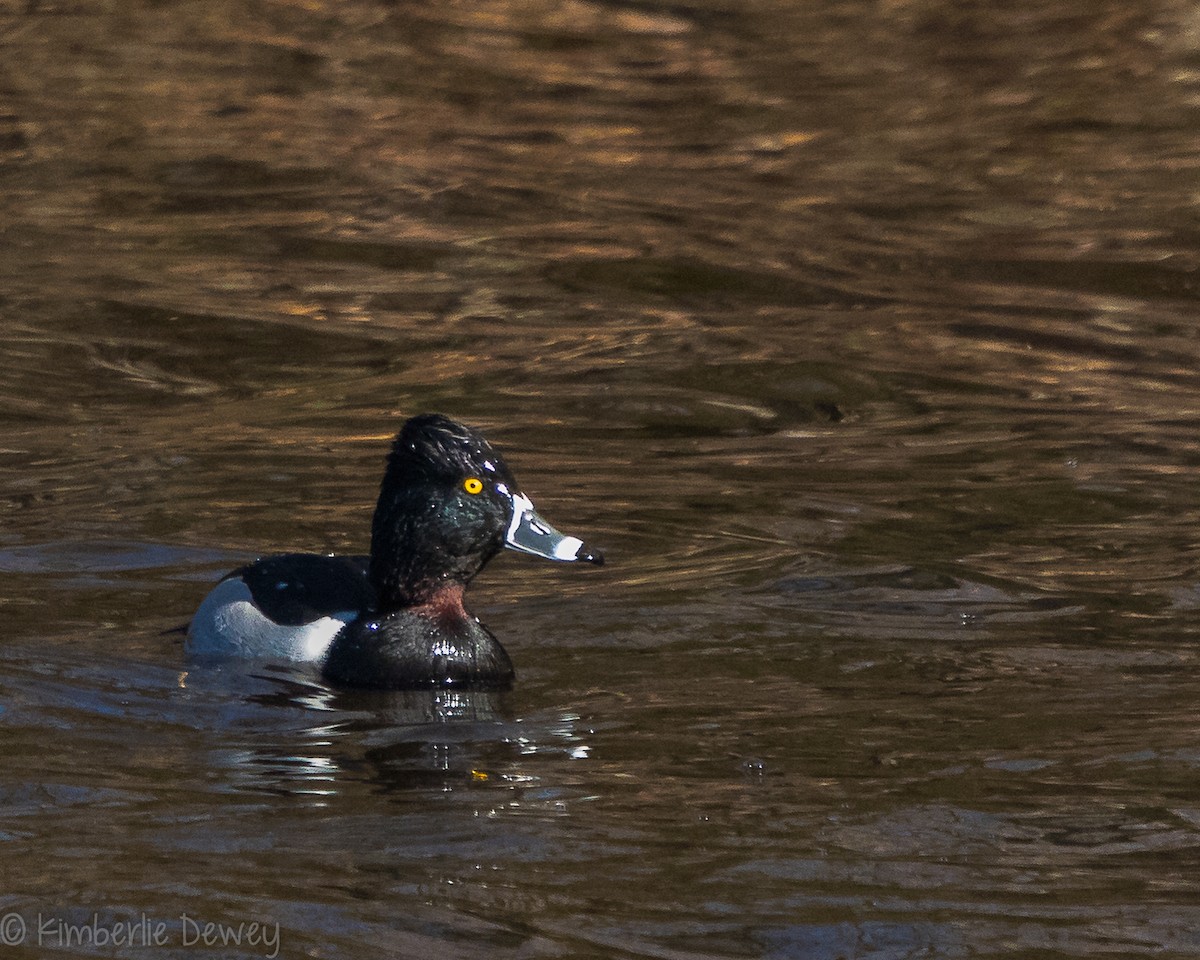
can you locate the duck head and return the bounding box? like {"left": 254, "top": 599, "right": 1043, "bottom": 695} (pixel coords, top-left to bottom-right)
{"left": 369, "top": 414, "right": 603, "bottom": 610}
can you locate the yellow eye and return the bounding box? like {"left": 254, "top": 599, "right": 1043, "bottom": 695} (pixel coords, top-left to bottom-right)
{"left": 463, "top": 477, "right": 484, "bottom": 495}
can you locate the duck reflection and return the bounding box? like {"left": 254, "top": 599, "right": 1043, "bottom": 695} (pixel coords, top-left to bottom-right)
{"left": 189, "top": 666, "right": 592, "bottom": 799}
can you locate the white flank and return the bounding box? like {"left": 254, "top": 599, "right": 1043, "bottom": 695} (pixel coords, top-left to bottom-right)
{"left": 186, "top": 577, "right": 357, "bottom": 663}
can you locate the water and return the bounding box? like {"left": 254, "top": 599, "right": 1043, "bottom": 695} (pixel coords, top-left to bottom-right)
{"left": 3, "top": 0, "right": 1200, "bottom": 956}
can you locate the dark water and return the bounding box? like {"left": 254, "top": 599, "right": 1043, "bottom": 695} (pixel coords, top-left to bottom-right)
{"left": 4, "top": 1, "right": 1200, "bottom": 956}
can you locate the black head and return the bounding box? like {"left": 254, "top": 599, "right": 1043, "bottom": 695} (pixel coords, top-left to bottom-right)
{"left": 369, "top": 414, "right": 602, "bottom": 610}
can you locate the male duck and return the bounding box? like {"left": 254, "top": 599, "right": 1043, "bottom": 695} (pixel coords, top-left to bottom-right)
{"left": 187, "top": 414, "right": 603, "bottom": 689}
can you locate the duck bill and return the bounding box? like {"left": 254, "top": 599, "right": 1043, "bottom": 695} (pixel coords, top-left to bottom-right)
{"left": 503, "top": 490, "right": 604, "bottom": 565}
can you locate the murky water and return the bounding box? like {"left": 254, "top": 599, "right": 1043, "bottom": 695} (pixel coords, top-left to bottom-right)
{"left": 4, "top": 0, "right": 1200, "bottom": 956}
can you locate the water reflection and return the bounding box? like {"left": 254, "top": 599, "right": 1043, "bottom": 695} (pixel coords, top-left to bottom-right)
{"left": 178, "top": 667, "right": 596, "bottom": 802}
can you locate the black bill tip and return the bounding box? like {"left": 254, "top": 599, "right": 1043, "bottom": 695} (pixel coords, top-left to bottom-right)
{"left": 576, "top": 546, "right": 605, "bottom": 566}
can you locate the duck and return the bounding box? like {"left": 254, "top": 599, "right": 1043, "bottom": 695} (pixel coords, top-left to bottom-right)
{"left": 187, "top": 413, "right": 604, "bottom": 690}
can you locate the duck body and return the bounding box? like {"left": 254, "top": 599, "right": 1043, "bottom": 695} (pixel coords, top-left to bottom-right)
{"left": 187, "top": 553, "right": 372, "bottom": 663}
{"left": 187, "top": 414, "right": 602, "bottom": 690}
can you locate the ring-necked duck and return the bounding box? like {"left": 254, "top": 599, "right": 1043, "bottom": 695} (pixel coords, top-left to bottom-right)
{"left": 187, "top": 414, "right": 603, "bottom": 689}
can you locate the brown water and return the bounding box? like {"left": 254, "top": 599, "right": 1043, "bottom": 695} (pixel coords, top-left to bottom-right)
{"left": 4, "top": 1, "right": 1200, "bottom": 957}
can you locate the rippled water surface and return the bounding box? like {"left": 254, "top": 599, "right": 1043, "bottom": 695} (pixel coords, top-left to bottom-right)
{"left": 4, "top": 1, "right": 1200, "bottom": 957}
